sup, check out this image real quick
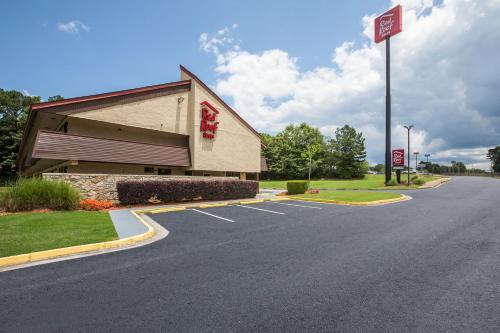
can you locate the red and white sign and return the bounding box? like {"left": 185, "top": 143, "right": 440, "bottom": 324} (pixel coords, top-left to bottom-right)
{"left": 374, "top": 5, "right": 402, "bottom": 43}
{"left": 392, "top": 148, "right": 405, "bottom": 167}
{"left": 200, "top": 101, "right": 219, "bottom": 139}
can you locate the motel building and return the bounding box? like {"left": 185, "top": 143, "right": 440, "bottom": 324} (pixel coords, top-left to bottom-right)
{"left": 17, "top": 66, "right": 266, "bottom": 180}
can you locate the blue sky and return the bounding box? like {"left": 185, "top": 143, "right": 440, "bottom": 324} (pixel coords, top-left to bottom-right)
{"left": 1, "top": 1, "right": 499, "bottom": 169}
{"left": 1, "top": 0, "right": 386, "bottom": 99}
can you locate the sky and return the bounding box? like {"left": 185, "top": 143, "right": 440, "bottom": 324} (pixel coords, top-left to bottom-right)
{"left": 1, "top": 0, "right": 499, "bottom": 169}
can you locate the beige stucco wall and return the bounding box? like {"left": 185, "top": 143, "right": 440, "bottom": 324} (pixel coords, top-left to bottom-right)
{"left": 25, "top": 70, "right": 261, "bottom": 175}
{"left": 182, "top": 72, "right": 261, "bottom": 173}
{"left": 70, "top": 91, "right": 190, "bottom": 136}
{"left": 66, "top": 118, "right": 189, "bottom": 147}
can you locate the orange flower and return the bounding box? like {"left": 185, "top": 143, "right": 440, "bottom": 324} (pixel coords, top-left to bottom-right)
{"left": 79, "top": 199, "right": 114, "bottom": 211}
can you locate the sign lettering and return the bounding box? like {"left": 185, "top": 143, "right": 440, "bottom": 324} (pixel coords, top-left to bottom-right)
{"left": 392, "top": 148, "right": 405, "bottom": 167}
{"left": 374, "top": 5, "right": 402, "bottom": 43}
{"left": 200, "top": 101, "right": 220, "bottom": 139}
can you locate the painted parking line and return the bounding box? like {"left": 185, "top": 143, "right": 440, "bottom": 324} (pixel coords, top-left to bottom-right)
{"left": 189, "top": 209, "right": 235, "bottom": 222}
{"left": 236, "top": 205, "right": 285, "bottom": 215}
{"left": 270, "top": 202, "right": 322, "bottom": 209}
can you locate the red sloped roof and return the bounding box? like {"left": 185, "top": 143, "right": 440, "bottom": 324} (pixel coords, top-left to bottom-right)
{"left": 31, "top": 80, "right": 191, "bottom": 110}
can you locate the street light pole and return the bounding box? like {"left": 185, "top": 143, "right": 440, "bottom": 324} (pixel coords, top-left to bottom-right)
{"left": 404, "top": 125, "right": 413, "bottom": 186}
{"left": 308, "top": 150, "right": 312, "bottom": 183}
{"left": 414, "top": 151, "right": 419, "bottom": 173}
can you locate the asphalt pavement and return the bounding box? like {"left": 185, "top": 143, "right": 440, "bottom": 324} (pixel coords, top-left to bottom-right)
{"left": 1, "top": 177, "right": 499, "bottom": 332}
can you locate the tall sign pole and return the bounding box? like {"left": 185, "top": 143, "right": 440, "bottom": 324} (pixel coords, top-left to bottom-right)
{"left": 375, "top": 5, "right": 402, "bottom": 184}
{"left": 385, "top": 36, "right": 391, "bottom": 184}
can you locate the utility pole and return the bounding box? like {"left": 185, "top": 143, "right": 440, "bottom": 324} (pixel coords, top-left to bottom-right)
{"left": 404, "top": 125, "right": 413, "bottom": 186}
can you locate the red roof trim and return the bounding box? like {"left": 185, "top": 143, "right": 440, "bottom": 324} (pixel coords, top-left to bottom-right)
{"left": 179, "top": 65, "right": 261, "bottom": 139}
{"left": 200, "top": 101, "right": 220, "bottom": 114}
{"left": 31, "top": 80, "right": 191, "bottom": 110}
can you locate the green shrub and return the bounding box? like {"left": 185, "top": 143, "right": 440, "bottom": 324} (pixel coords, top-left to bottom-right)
{"left": 0, "top": 178, "right": 81, "bottom": 212}
{"left": 411, "top": 175, "right": 419, "bottom": 181}
{"left": 412, "top": 178, "right": 426, "bottom": 186}
{"left": 386, "top": 179, "right": 398, "bottom": 186}
{"left": 287, "top": 180, "right": 309, "bottom": 194}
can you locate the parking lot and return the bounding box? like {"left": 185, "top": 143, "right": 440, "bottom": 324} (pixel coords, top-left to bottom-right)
{"left": 2, "top": 177, "right": 500, "bottom": 332}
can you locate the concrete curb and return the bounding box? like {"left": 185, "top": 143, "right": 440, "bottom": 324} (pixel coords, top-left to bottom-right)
{"left": 418, "top": 177, "right": 451, "bottom": 189}
{"left": 288, "top": 194, "right": 412, "bottom": 206}
{"left": 0, "top": 210, "right": 155, "bottom": 269}
{"left": 142, "top": 197, "right": 290, "bottom": 214}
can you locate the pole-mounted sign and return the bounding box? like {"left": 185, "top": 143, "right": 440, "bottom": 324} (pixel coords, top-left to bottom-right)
{"left": 374, "top": 4, "right": 403, "bottom": 185}
{"left": 374, "top": 5, "right": 402, "bottom": 44}
{"left": 392, "top": 148, "right": 405, "bottom": 169}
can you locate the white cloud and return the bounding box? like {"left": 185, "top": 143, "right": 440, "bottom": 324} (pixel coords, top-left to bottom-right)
{"left": 57, "top": 20, "right": 90, "bottom": 33}
{"left": 200, "top": 1, "right": 500, "bottom": 169}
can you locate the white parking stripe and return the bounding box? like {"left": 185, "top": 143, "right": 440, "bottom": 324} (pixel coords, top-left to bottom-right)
{"left": 190, "top": 209, "right": 235, "bottom": 222}
{"left": 271, "top": 202, "right": 322, "bottom": 209}
{"left": 236, "top": 205, "right": 285, "bottom": 215}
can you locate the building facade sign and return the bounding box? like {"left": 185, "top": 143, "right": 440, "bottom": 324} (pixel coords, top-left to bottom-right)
{"left": 200, "top": 101, "right": 220, "bottom": 139}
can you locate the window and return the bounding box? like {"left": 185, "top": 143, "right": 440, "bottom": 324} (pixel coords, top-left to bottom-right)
{"left": 144, "top": 167, "right": 155, "bottom": 173}
{"left": 185, "top": 171, "right": 193, "bottom": 176}
{"left": 158, "top": 168, "right": 172, "bottom": 175}
{"left": 203, "top": 173, "right": 211, "bottom": 177}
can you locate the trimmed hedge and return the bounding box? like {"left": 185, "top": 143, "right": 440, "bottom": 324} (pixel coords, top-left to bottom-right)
{"left": 116, "top": 179, "right": 259, "bottom": 205}
{"left": 286, "top": 180, "right": 309, "bottom": 195}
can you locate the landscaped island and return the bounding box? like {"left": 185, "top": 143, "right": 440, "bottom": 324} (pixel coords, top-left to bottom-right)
{"left": 260, "top": 174, "right": 440, "bottom": 190}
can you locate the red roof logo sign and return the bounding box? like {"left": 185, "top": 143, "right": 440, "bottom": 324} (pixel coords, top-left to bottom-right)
{"left": 374, "top": 5, "right": 402, "bottom": 43}
{"left": 392, "top": 148, "right": 405, "bottom": 167}
{"left": 200, "top": 101, "right": 219, "bottom": 139}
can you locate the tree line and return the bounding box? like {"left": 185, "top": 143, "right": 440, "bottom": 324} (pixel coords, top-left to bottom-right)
{"left": 261, "top": 123, "right": 368, "bottom": 180}
{"left": 1, "top": 87, "right": 498, "bottom": 183}
{"left": 0, "top": 89, "right": 63, "bottom": 183}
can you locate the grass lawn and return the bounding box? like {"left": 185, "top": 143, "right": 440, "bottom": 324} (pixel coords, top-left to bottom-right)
{"left": 260, "top": 174, "right": 440, "bottom": 190}
{"left": 0, "top": 211, "right": 118, "bottom": 258}
{"left": 292, "top": 190, "right": 402, "bottom": 202}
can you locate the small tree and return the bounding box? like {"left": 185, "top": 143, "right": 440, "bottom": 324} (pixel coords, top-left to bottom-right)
{"left": 0, "top": 89, "right": 41, "bottom": 182}
{"left": 487, "top": 146, "right": 500, "bottom": 172}
{"left": 328, "top": 125, "right": 367, "bottom": 179}
{"left": 262, "top": 123, "right": 327, "bottom": 179}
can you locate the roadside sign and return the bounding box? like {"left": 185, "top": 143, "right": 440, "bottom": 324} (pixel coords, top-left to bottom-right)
{"left": 376, "top": 4, "right": 403, "bottom": 184}
{"left": 393, "top": 166, "right": 404, "bottom": 170}
{"left": 374, "top": 5, "right": 403, "bottom": 43}
{"left": 418, "top": 163, "right": 427, "bottom": 168}
{"left": 392, "top": 148, "right": 405, "bottom": 167}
